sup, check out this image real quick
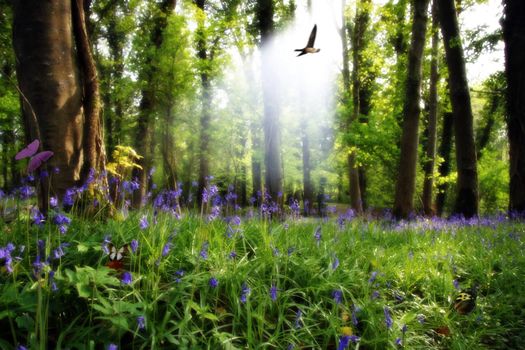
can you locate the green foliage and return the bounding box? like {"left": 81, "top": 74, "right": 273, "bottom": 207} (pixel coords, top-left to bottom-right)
{"left": 1, "top": 207, "right": 524, "bottom": 349}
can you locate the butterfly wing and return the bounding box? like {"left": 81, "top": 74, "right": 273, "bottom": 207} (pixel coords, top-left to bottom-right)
{"left": 306, "top": 24, "right": 317, "bottom": 48}
{"left": 27, "top": 151, "right": 54, "bottom": 173}
{"left": 108, "top": 244, "right": 129, "bottom": 261}
{"left": 15, "top": 139, "right": 40, "bottom": 160}
{"left": 454, "top": 291, "right": 476, "bottom": 315}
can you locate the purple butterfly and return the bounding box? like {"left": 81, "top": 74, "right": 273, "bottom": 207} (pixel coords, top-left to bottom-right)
{"left": 15, "top": 139, "right": 40, "bottom": 160}
{"left": 27, "top": 151, "right": 54, "bottom": 172}
{"left": 15, "top": 139, "right": 54, "bottom": 173}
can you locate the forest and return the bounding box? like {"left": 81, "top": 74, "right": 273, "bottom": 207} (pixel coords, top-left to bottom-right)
{"left": 0, "top": 0, "right": 524, "bottom": 349}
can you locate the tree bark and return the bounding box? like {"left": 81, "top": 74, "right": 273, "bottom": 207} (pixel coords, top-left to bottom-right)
{"left": 422, "top": 0, "right": 439, "bottom": 216}
{"left": 436, "top": 111, "right": 453, "bottom": 216}
{"left": 131, "top": 0, "right": 176, "bottom": 208}
{"left": 257, "top": 0, "right": 282, "bottom": 202}
{"left": 393, "top": 0, "right": 431, "bottom": 219}
{"left": 438, "top": 0, "right": 479, "bottom": 218}
{"left": 72, "top": 0, "right": 105, "bottom": 183}
{"left": 502, "top": 0, "right": 525, "bottom": 213}
{"left": 13, "top": 0, "right": 84, "bottom": 212}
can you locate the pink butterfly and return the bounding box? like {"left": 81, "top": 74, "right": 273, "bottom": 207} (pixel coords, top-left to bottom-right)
{"left": 15, "top": 139, "right": 54, "bottom": 173}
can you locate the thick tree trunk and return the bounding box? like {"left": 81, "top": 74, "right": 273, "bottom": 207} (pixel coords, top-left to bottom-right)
{"left": 258, "top": 0, "right": 282, "bottom": 202}
{"left": 438, "top": 0, "right": 479, "bottom": 218}
{"left": 422, "top": 0, "right": 439, "bottom": 216}
{"left": 436, "top": 111, "right": 453, "bottom": 216}
{"left": 502, "top": 0, "right": 525, "bottom": 213}
{"left": 13, "top": 0, "right": 84, "bottom": 211}
{"left": 393, "top": 0, "right": 430, "bottom": 219}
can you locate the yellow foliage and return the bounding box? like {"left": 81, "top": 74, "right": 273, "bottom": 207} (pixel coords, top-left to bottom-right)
{"left": 106, "top": 145, "right": 143, "bottom": 178}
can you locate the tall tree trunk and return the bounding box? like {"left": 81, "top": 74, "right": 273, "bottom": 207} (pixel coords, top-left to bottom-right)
{"left": 258, "top": 0, "right": 282, "bottom": 202}
{"left": 393, "top": 0, "right": 431, "bottom": 219}
{"left": 341, "top": 0, "right": 362, "bottom": 213}
{"left": 422, "top": 0, "right": 439, "bottom": 216}
{"left": 476, "top": 95, "right": 499, "bottom": 160}
{"left": 502, "top": 0, "right": 525, "bottom": 213}
{"left": 196, "top": 0, "right": 211, "bottom": 207}
{"left": 13, "top": 0, "right": 85, "bottom": 213}
{"left": 436, "top": 111, "right": 453, "bottom": 216}
{"left": 72, "top": 0, "right": 105, "bottom": 183}
{"left": 438, "top": 0, "right": 479, "bottom": 218}
{"left": 131, "top": 0, "right": 176, "bottom": 208}
{"left": 301, "top": 127, "right": 313, "bottom": 215}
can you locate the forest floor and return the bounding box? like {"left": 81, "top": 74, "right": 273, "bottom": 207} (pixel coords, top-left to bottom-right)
{"left": 0, "top": 202, "right": 524, "bottom": 349}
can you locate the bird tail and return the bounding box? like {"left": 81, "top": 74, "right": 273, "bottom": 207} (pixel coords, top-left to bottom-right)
{"left": 294, "top": 49, "right": 302, "bottom": 52}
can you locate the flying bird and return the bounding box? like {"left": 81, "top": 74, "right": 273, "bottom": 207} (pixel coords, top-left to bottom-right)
{"left": 295, "top": 24, "right": 320, "bottom": 57}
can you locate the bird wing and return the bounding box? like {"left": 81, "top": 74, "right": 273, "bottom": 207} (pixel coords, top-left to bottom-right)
{"left": 306, "top": 24, "right": 317, "bottom": 48}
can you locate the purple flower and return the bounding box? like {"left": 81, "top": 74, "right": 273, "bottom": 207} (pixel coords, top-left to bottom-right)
{"left": 384, "top": 306, "right": 393, "bottom": 329}
{"left": 199, "top": 242, "right": 209, "bottom": 260}
{"left": 63, "top": 188, "right": 76, "bottom": 207}
{"left": 19, "top": 185, "right": 34, "bottom": 200}
{"left": 332, "top": 256, "right": 339, "bottom": 270}
{"left": 52, "top": 243, "right": 69, "bottom": 260}
{"left": 314, "top": 226, "right": 321, "bottom": 246}
{"left": 453, "top": 279, "right": 460, "bottom": 290}
{"left": 130, "top": 239, "right": 139, "bottom": 253}
{"left": 395, "top": 338, "right": 402, "bottom": 346}
{"left": 16, "top": 345, "right": 28, "bottom": 350}
{"left": 137, "top": 315, "right": 146, "bottom": 330}
{"left": 369, "top": 271, "right": 378, "bottom": 284}
{"left": 108, "top": 344, "right": 118, "bottom": 350}
{"left": 240, "top": 283, "right": 250, "bottom": 304}
{"left": 49, "top": 196, "right": 58, "bottom": 208}
{"left": 417, "top": 314, "right": 425, "bottom": 324}
{"left": 294, "top": 309, "right": 302, "bottom": 329}
{"left": 121, "top": 271, "right": 132, "bottom": 285}
{"left": 229, "top": 251, "right": 237, "bottom": 259}
{"left": 270, "top": 284, "right": 278, "bottom": 302}
{"left": 162, "top": 243, "right": 172, "bottom": 257}
{"left": 230, "top": 216, "right": 241, "bottom": 226}
{"left": 139, "top": 216, "right": 149, "bottom": 230}
{"left": 339, "top": 335, "right": 360, "bottom": 350}
{"left": 174, "top": 269, "right": 184, "bottom": 283}
{"left": 351, "top": 305, "right": 360, "bottom": 326}
{"left": 209, "top": 277, "right": 219, "bottom": 288}
{"left": 31, "top": 208, "right": 45, "bottom": 227}
{"left": 371, "top": 290, "right": 380, "bottom": 299}
{"left": 332, "top": 289, "right": 343, "bottom": 304}
{"left": 402, "top": 324, "right": 408, "bottom": 333}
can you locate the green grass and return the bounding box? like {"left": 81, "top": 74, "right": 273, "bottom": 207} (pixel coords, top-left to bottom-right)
{"left": 0, "top": 208, "right": 524, "bottom": 349}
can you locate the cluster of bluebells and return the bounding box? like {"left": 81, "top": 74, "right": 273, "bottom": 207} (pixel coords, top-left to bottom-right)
{"left": 153, "top": 189, "right": 182, "bottom": 214}
{"left": 240, "top": 283, "right": 251, "bottom": 304}
{"left": 0, "top": 243, "right": 16, "bottom": 273}
{"left": 52, "top": 213, "right": 72, "bottom": 234}
{"left": 338, "top": 335, "right": 360, "bottom": 350}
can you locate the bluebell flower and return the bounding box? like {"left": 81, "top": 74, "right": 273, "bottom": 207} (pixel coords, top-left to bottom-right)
{"left": 137, "top": 315, "right": 146, "bottom": 330}
{"left": 174, "top": 269, "right": 184, "bottom": 283}
{"left": 230, "top": 216, "right": 241, "bottom": 226}
{"left": 338, "top": 335, "right": 351, "bottom": 350}
{"left": 139, "top": 216, "right": 149, "bottom": 230}
{"left": 332, "top": 289, "right": 342, "bottom": 304}
{"left": 417, "top": 314, "right": 425, "bottom": 324}
{"left": 199, "top": 242, "right": 209, "bottom": 260}
{"left": 53, "top": 212, "right": 72, "bottom": 225}
{"left": 63, "top": 188, "right": 76, "bottom": 207}
{"left": 371, "top": 290, "right": 380, "bottom": 299}
{"left": 209, "top": 277, "right": 219, "bottom": 288}
{"left": 453, "top": 279, "right": 460, "bottom": 290}
{"left": 402, "top": 324, "right": 407, "bottom": 333}
{"left": 16, "top": 345, "right": 28, "bottom": 350}
{"left": 49, "top": 196, "right": 58, "bottom": 208}
{"left": 395, "top": 338, "right": 402, "bottom": 346}
{"left": 351, "top": 305, "right": 360, "bottom": 326}
{"left": 108, "top": 344, "right": 118, "bottom": 350}
{"left": 121, "top": 271, "right": 132, "bottom": 285}
{"left": 240, "top": 283, "right": 250, "bottom": 304}
{"left": 384, "top": 306, "right": 393, "bottom": 329}
{"left": 294, "top": 309, "right": 302, "bottom": 328}
{"left": 31, "top": 208, "right": 45, "bottom": 227}
{"left": 130, "top": 239, "right": 139, "bottom": 253}
{"left": 162, "top": 242, "right": 172, "bottom": 257}
{"left": 270, "top": 284, "right": 278, "bottom": 302}
{"left": 52, "top": 243, "right": 69, "bottom": 260}
{"left": 332, "top": 256, "right": 340, "bottom": 270}
{"left": 314, "top": 226, "right": 321, "bottom": 246}
{"left": 19, "top": 185, "right": 34, "bottom": 200}
{"left": 369, "top": 271, "right": 378, "bottom": 284}
{"left": 229, "top": 251, "right": 237, "bottom": 259}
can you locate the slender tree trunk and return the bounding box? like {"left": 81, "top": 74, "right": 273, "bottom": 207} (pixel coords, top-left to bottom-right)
{"left": 13, "top": 0, "right": 84, "bottom": 212}
{"left": 301, "top": 127, "right": 314, "bottom": 215}
{"left": 438, "top": 0, "right": 479, "bottom": 218}
{"left": 436, "top": 111, "right": 453, "bottom": 216}
{"left": 422, "top": 0, "right": 439, "bottom": 216}
{"left": 131, "top": 0, "right": 176, "bottom": 208}
{"left": 258, "top": 0, "right": 282, "bottom": 202}
{"left": 503, "top": 0, "right": 525, "bottom": 213}
{"left": 393, "top": 0, "right": 431, "bottom": 219}
{"left": 476, "top": 95, "right": 499, "bottom": 160}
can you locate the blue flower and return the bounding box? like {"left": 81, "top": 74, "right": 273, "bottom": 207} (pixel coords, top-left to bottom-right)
{"left": 16, "top": 345, "right": 28, "bottom": 350}
{"left": 229, "top": 251, "right": 237, "bottom": 259}
{"left": 369, "top": 271, "right": 378, "bottom": 284}
{"left": 121, "top": 271, "right": 132, "bottom": 285}
{"left": 31, "top": 208, "right": 45, "bottom": 227}
{"left": 314, "top": 226, "right": 321, "bottom": 246}
{"left": 137, "top": 315, "right": 146, "bottom": 330}
{"left": 417, "top": 314, "right": 425, "bottom": 324}
{"left": 384, "top": 306, "right": 393, "bottom": 329}
{"left": 338, "top": 335, "right": 350, "bottom": 350}
{"left": 209, "top": 277, "right": 219, "bottom": 288}
{"left": 174, "top": 269, "right": 184, "bottom": 283}
{"left": 294, "top": 309, "right": 302, "bottom": 329}
{"left": 453, "top": 279, "right": 460, "bottom": 290}
{"left": 139, "top": 216, "right": 149, "bottom": 230}
{"left": 332, "top": 289, "right": 342, "bottom": 304}
{"left": 351, "top": 305, "right": 360, "bottom": 326}
{"left": 199, "top": 242, "right": 209, "bottom": 260}
{"left": 270, "top": 284, "right": 278, "bottom": 302}
{"left": 107, "top": 344, "right": 118, "bottom": 350}
{"left": 240, "top": 283, "right": 250, "bottom": 304}
{"left": 130, "top": 239, "right": 139, "bottom": 253}
{"left": 395, "top": 337, "right": 402, "bottom": 346}
{"left": 332, "top": 256, "right": 340, "bottom": 270}
{"left": 49, "top": 196, "right": 58, "bottom": 208}
{"left": 52, "top": 213, "right": 71, "bottom": 227}
{"left": 162, "top": 243, "right": 172, "bottom": 257}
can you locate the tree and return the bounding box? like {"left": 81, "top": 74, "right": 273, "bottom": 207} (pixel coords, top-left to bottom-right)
{"left": 438, "top": 0, "right": 479, "bottom": 218}
{"left": 13, "top": 0, "right": 104, "bottom": 212}
{"left": 131, "top": 0, "right": 176, "bottom": 208}
{"left": 502, "top": 0, "right": 525, "bottom": 213}
{"left": 422, "top": 0, "right": 439, "bottom": 216}
{"left": 392, "top": 0, "right": 431, "bottom": 219}
{"left": 257, "top": 0, "right": 282, "bottom": 202}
